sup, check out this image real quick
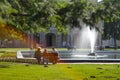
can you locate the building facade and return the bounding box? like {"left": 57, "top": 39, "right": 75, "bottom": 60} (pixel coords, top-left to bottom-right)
{"left": 1, "top": 25, "right": 103, "bottom": 48}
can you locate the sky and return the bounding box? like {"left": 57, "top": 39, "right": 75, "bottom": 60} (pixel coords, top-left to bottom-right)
{"left": 98, "top": 0, "right": 102, "bottom": 2}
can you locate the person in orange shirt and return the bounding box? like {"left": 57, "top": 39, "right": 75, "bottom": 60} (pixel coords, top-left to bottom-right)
{"left": 43, "top": 48, "right": 49, "bottom": 67}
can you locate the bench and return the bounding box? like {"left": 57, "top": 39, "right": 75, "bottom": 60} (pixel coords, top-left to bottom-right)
{"left": 17, "top": 50, "right": 59, "bottom": 64}
{"left": 43, "top": 52, "right": 59, "bottom": 64}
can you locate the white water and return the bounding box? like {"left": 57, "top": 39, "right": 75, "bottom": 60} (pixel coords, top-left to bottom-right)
{"left": 72, "top": 25, "right": 98, "bottom": 53}
{"left": 88, "top": 27, "right": 98, "bottom": 53}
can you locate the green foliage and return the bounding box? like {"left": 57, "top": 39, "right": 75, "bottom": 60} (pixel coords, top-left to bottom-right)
{"left": 0, "top": 0, "right": 120, "bottom": 37}
{"left": 0, "top": 52, "right": 16, "bottom": 58}
{"left": 102, "top": 0, "right": 120, "bottom": 48}
{"left": 100, "top": 0, "right": 120, "bottom": 22}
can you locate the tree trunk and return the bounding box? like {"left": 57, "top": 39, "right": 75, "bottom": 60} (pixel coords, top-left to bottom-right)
{"left": 113, "top": 22, "right": 117, "bottom": 50}
{"left": 114, "top": 38, "right": 117, "bottom": 49}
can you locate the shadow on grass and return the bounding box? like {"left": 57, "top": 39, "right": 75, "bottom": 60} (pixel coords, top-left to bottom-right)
{"left": 0, "top": 64, "right": 10, "bottom": 68}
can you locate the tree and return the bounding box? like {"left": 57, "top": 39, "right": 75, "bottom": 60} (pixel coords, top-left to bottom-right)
{"left": 0, "top": 0, "right": 24, "bottom": 46}
{"left": 58, "top": 0, "right": 103, "bottom": 31}
{"left": 1, "top": 0, "right": 120, "bottom": 45}
{"left": 1, "top": 0, "right": 104, "bottom": 32}
{"left": 102, "top": 0, "right": 120, "bottom": 49}
{"left": 0, "top": 21, "right": 24, "bottom": 47}
{"left": 7, "top": 0, "right": 68, "bottom": 33}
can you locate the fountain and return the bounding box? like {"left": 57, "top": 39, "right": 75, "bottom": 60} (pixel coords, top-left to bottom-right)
{"left": 87, "top": 26, "right": 98, "bottom": 56}
{"left": 17, "top": 24, "right": 120, "bottom": 63}
{"left": 58, "top": 24, "right": 120, "bottom": 62}
{"left": 71, "top": 25, "right": 98, "bottom": 56}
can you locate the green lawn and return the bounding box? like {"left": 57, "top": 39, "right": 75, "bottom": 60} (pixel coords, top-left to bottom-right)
{"left": 0, "top": 48, "right": 30, "bottom": 52}
{"left": 0, "top": 47, "right": 120, "bottom": 52}
{"left": 0, "top": 62, "right": 120, "bottom": 80}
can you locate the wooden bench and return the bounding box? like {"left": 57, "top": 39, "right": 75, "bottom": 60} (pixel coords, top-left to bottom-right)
{"left": 43, "top": 52, "right": 59, "bottom": 64}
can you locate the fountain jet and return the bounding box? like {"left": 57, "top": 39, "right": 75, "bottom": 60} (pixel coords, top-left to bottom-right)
{"left": 72, "top": 24, "right": 98, "bottom": 56}
{"left": 87, "top": 27, "right": 98, "bottom": 56}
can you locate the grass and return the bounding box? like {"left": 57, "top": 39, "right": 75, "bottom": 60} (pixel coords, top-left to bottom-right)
{"left": 0, "top": 62, "right": 120, "bottom": 80}
{"left": 0, "top": 47, "right": 120, "bottom": 52}
{"left": 0, "top": 48, "right": 29, "bottom": 52}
